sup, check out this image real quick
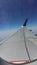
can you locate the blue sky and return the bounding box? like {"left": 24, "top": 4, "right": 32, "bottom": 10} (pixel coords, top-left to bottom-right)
{"left": 0, "top": 0, "right": 37, "bottom": 32}
{"left": 0, "top": 0, "right": 37, "bottom": 42}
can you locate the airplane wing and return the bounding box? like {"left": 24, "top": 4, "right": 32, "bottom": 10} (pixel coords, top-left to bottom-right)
{"left": 0, "top": 57, "right": 37, "bottom": 65}
{"left": 0, "top": 18, "right": 37, "bottom": 64}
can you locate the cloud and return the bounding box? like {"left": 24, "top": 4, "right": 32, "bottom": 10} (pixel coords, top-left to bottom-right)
{"left": 28, "top": 26, "right": 37, "bottom": 34}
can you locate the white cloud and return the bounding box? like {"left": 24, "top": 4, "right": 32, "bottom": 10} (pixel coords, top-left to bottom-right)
{"left": 28, "top": 26, "right": 37, "bottom": 34}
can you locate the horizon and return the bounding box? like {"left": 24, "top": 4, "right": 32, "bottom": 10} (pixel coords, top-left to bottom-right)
{"left": 0, "top": 0, "right": 37, "bottom": 41}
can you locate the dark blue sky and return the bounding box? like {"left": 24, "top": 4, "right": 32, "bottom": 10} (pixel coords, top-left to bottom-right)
{"left": 0, "top": 0, "right": 37, "bottom": 30}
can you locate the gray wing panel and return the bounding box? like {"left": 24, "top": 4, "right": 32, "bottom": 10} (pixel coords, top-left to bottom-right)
{"left": 24, "top": 27, "right": 37, "bottom": 60}
{"left": 0, "top": 28, "right": 28, "bottom": 61}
